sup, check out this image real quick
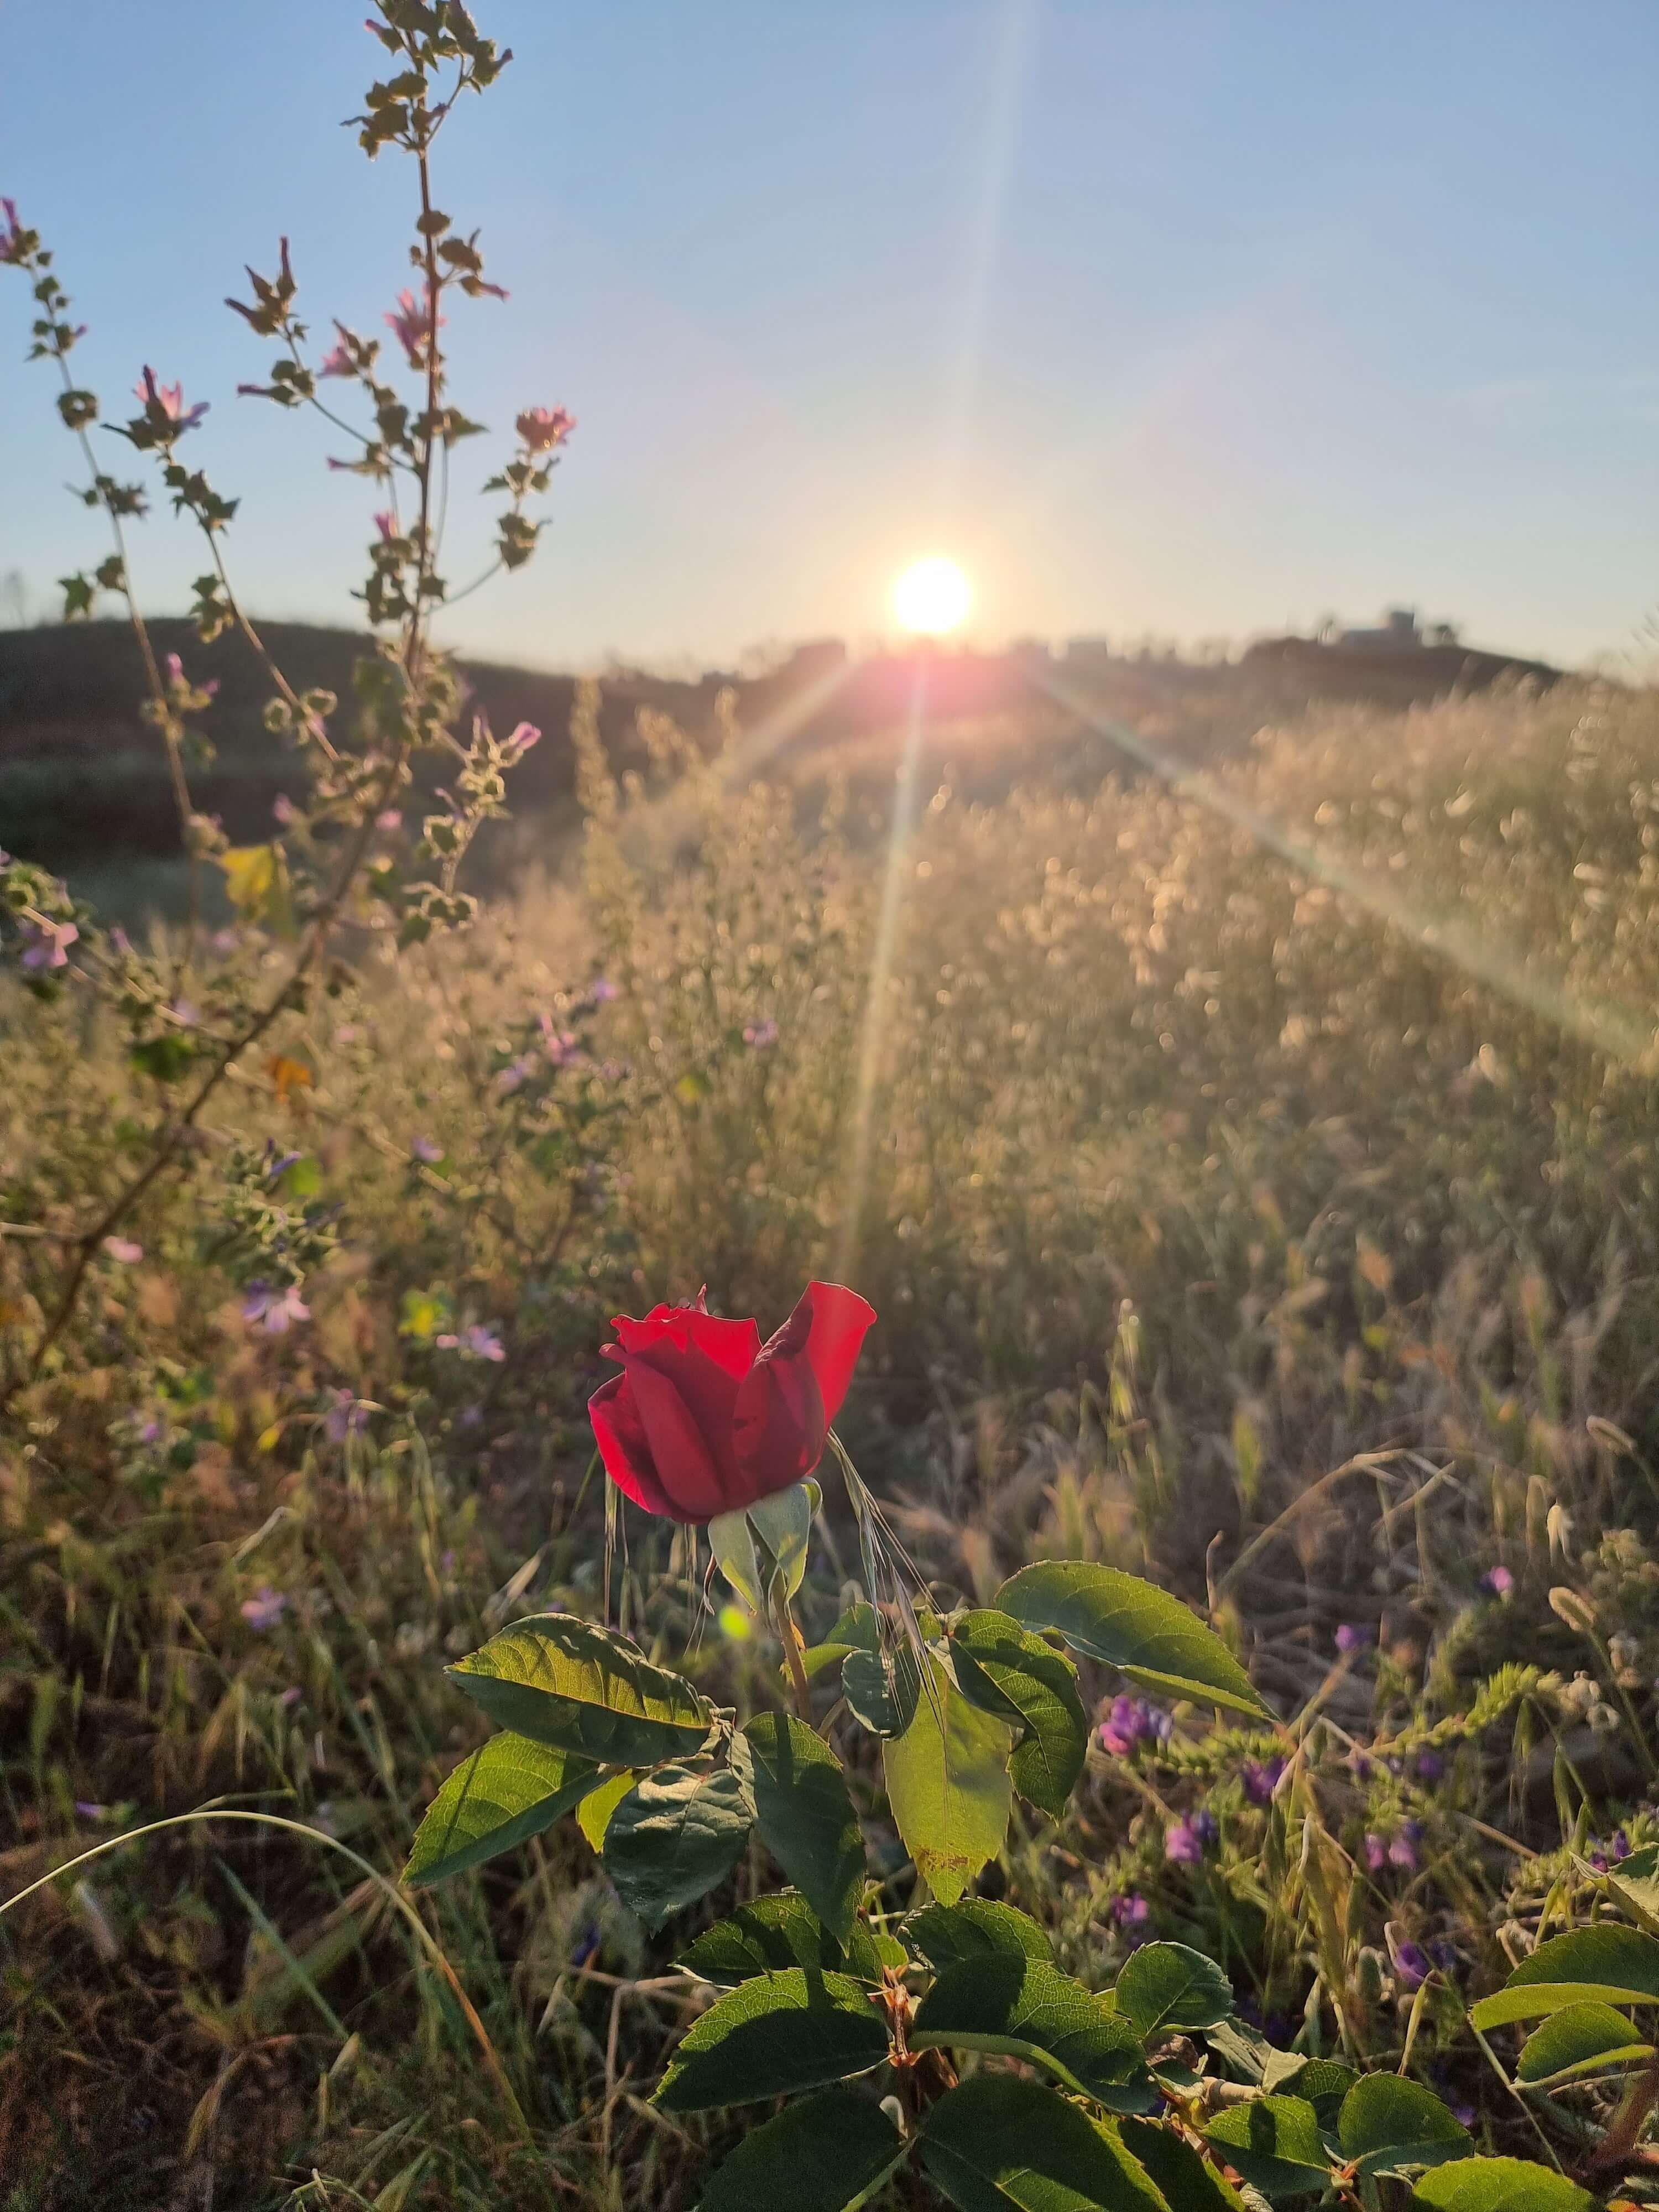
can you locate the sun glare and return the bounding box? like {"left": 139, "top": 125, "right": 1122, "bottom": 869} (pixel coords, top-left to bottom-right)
{"left": 893, "top": 556, "right": 971, "bottom": 638}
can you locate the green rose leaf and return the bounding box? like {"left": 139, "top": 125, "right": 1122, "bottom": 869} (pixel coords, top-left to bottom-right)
{"left": 1117, "top": 2118, "right": 1248, "bottom": 2210}
{"left": 687, "top": 1896, "right": 901, "bottom": 1987}
{"left": 1515, "top": 2000, "right": 1656, "bottom": 2086}
{"left": 748, "top": 1479, "right": 818, "bottom": 1601}
{"left": 403, "top": 1732, "right": 602, "bottom": 1886}
{"left": 904, "top": 1897, "right": 1055, "bottom": 1971}
{"left": 602, "top": 1764, "right": 752, "bottom": 1932}
{"left": 1337, "top": 2075, "right": 1473, "bottom": 2179}
{"left": 997, "top": 1562, "right": 1270, "bottom": 1719}
{"left": 1202, "top": 2095, "right": 1331, "bottom": 2200}
{"left": 708, "top": 1510, "right": 767, "bottom": 1614}
{"left": 881, "top": 1656, "right": 1014, "bottom": 1905}
{"left": 1114, "top": 1942, "right": 1235, "bottom": 2040}
{"left": 920, "top": 2074, "right": 1168, "bottom": 2212}
{"left": 676, "top": 1892, "right": 905, "bottom": 1987}
{"left": 446, "top": 1613, "right": 712, "bottom": 1767}
{"left": 1410, "top": 2158, "right": 1597, "bottom": 2211}
{"left": 802, "top": 1600, "right": 882, "bottom": 1683}
{"left": 653, "top": 1968, "right": 891, "bottom": 2112}
{"left": 950, "top": 1608, "right": 1089, "bottom": 1817}
{"left": 1588, "top": 1840, "right": 1659, "bottom": 1933}
{"left": 1470, "top": 1925, "right": 1659, "bottom": 2030}
{"left": 910, "top": 1953, "right": 1155, "bottom": 2111}
{"left": 697, "top": 2083, "right": 907, "bottom": 2212}
{"left": 842, "top": 1641, "right": 922, "bottom": 1738}
{"left": 742, "top": 1713, "right": 867, "bottom": 1946}
{"left": 575, "top": 1768, "right": 638, "bottom": 1855}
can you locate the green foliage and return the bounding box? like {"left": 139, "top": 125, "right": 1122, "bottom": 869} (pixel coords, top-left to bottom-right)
{"left": 1113, "top": 1942, "right": 1236, "bottom": 2039}
{"left": 446, "top": 1613, "right": 713, "bottom": 1766}
{"left": 919, "top": 2075, "right": 1167, "bottom": 2212}
{"left": 676, "top": 1894, "right": 903, "bottom": 1986}
{"left": 948, "top": 1607, "right": 1089, "bottom": 1817}
{"left": 1471, "top": 1924, "right": 1659, "bottom": 2028}
{"left": 904, "top": 1898, "right": 1055, "bottom": 1970}
{"left": 601, "top": 1763, "right": 752, "bottom": 1931}
{"left": 1410, "top": 2161, "right": 1597, "bottom": 2211}
{"left": 739, "top": 1713, "right": 866, "bottom": 1945}
{"left": 1515, "top": 2000, "right": 1656, "bottom": 2085}
{"left": 909, "top": 1954, "right": 1155, "bottom": 2109}
{"left": 696, "top": 2086, "right": 906, "bottom": 2212}
{"left": 404, "top": 1732, "right": 600, "bottom": 1885}
{"left": 652, "top": 1970, "right": 891, "bottom": 2112}
{"left": 1337, "top": 2074, "right": 1473, "bottom": 2179}
{"left": 881, "top": 1654, "right": 1016, "bottom": 1905}
{"left": 1202, "top": 2095, "right": 1330, "bottom": 2200}
{"left": 997, "top": 1562, "right": 1269, "bottom": 1719}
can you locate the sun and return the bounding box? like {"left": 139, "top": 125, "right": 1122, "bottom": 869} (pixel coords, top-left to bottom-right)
{"left": 893, "top": 556, "right": 971, "bottom": 638}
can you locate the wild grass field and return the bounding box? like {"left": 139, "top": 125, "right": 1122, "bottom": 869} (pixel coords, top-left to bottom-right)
{"left": 6, "top": 671, "right": 1659, "bottom": 2208}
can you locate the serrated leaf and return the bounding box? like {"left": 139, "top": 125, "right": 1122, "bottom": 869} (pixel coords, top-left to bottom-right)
{"left": 675, "top": 1892, "right": 904, "bottom": 1987}
{"left": 576, "top": 1769, "right": 637, "bottom": 1855}
{"left": 950, "top": 1609, "right": 1089, "bottom": 1818}
{"left": 447, "top": 1614, "right": 711, "bottom": 1767}
{"left": 1117, "top": 2119, "right": 1247, "bottom": 2210}
{"left": 742, "top": 1714, "right": 866, "bottom": 1946}
{"left": 920, "top": 2075, "right": 1168, "bottom": 2212}
{"left": 1115, "top": 1942, "right": 1235, "bottom": 2040}
{"left": 801, "top": 1601, "right": 880, "bottom": 1683}
{"left": 403, "top": 1733, "right": 600, "bottom": 1886}
{"left": 910, "top": 1954, "right": 1154, "bottom": 2111}
{"left": 1410, "top": 2158, "right": 1596, "bottom": 2211}
{"left": 1293, "top": 2057, "right": 1358, "bottom": 2118}
{"left": 997, "top": 1563, "right": 1270, "bottom": 1719}
{"left": 1587, "top": 1841, "right": 1659, "bottom": 1933}
{"left": 843, "top": 1640, "right": 922, "bottom": 1738}
{"left": 1470, "top": 1925, "right": 1659, "bottom": 2030}
{"left": 602, "top": 1764, "right": 751, "bottom": 1931}
{"left": 1515, "top": 2000, "right": 1655, "bottom": 2086}
{"left": 1337, "top": 2075, "right": 1473, "bottom": 2179}
{"left": 1203, "top": 2096, "right": 1330, "bottom": 2200}
{"left": 697, "top": 2083, "right": 907, "bottom": 2212}
{"left": 904, "top": 1898, "right": 1055, "bottom": 1971}
{"left": 653, "top": 1969, "right": 890, "bottom": 2112}
{"left": 881, "top": 1656, "right": 1014, "bottom": 1905}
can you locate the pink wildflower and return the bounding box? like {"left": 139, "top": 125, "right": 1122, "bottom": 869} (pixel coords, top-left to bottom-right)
{"left": 385, "top": 285, "right": 444, "bottom": 368}
{"left": 19, "top": 917, "right": 78, "bottom": 971}
{"left": 516, "top": 406, "right": 575, "bottom": 453}
{"left": 103, "top": 1237, "right": 143, "bottom": 1264}
{"left": 0, "top": 198, "right": 26, "bottom": 263}
{"left": 136, "top": 366, "right": 209, "bottom": 431}
{"left": 240, "top": 1586, "right": 288, "bottom": 1631}
{"left": 243, "top": 1281, "right": 310, "bottom": 1335}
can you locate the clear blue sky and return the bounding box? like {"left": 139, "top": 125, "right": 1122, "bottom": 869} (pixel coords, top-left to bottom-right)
{"left": 3, "top": 1, "right": 1655, "bottom": 670}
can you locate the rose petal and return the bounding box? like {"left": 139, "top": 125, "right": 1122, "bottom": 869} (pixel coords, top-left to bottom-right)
{"left": 623, "top": 1354, "right": 737, "bottom": 1520}
{"left": 588, "top": 1373, "right": 676, "bottom": 1519}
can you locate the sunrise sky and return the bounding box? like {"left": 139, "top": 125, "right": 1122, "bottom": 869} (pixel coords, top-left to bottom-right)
{"left": 3, "top": 0, "right": 1656, "bottom": 670}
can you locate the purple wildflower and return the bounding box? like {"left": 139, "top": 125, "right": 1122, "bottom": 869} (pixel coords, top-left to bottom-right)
{"left": 1165, "top": 1810, "right": 1219, "bottom": 1865}
{"left": 376, "top": 808, "right": 402, "bottom": 831}
{"left": 1099, "top": 1695, "right": 1172, "bottom": 1757}
{"left": 243, "top": 1281, "right": 310, "bottom": 1335}
{"left": 240, "top": 1585, "right": 288, "bottom": 1631}
{"left": 1389, "top": 1821, "right": 1425, "bottom": 1872}
{"left": 1482, "top": 1564, "right": 1515, "bottom": 1599}
{"left": 75, "top": 1801, "right": 109, "bottom": 1822}
{"left": 279, "top": 1686, "right": 303, "bottom": 1708}
{"left": 136, "top": 366, "right": 208, "bottom": 431}
{"left": 1335, "top": 1623, "right": 1372, "bottom": 1656}
{"left": 503, "top": 721, "right": 540, "bottom": 755}
{"left": 273, "top": 793, "right": 301, "bottom": 826}
{"left": 590, "top": 977, "right": 618, "bottom": 1004}
{"left": 1416, "top": 1750, "right": 1445, "bottom": 1783}
{"left": 743, "top": 1018, "right": 780, "bottom": 1050}
{"left": 1392, "top": 1939, "right": 1432, "bottom": 1991}
{"left": 1364, "top": 1833, "right": 1388, "bottom": 1874}
{"left": 1241, "top": 1756, "right": 1287, "bottom": 1808}
{"left": 19, "top": 917, "right": 78, "bottom": 971}
{"left": 495, "top": 1055, "right": 534, "bottom": 1093}
{"left": 0, "top": 198, "right": 26, "bottom": 263}
{"left": 372, "top": 511, "right": 396, "bottom": 542}
{"left": 324, "top": 1389, "right": 368, "bottom": 1444}
{"left": 411, "top": 1135, "right": 444, "bottom": 1164}
{"left": 170, "top": 998, "right": 199, "bottom": 1028}
{"left": 102, "top": 1237, "right": 143, "bottom": 1264}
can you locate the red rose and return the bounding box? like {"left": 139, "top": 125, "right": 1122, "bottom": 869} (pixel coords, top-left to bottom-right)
{"left": 588, "top": 1281, "right": 876, "bottom": 1522}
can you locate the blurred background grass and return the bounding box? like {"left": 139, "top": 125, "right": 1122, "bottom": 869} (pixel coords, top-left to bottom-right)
{"left": 5, "top": 666, "right": 1659, "bottom": 2205}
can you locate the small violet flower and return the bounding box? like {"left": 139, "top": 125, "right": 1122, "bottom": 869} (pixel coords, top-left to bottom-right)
{"left": 590, "top": 977, "right": 618, "bottom": 1004}
{"left": 1393, "top": 1939, "right": 1433, "bottom": 1991}
{"left": 411, "top": 1135, "right": 444, "bottom": 1164}
{"left": 385, "top": 285, "right": 442, "bottom": 368}
{"left": 240, "top": 1586, "right": 288, "bottom": 1631}
{"left": 1335, "top": 1622, "right": 1372, "bottom": 1655}
{"left": 243, "top": 1281, "right": 310, "bottom": 1335}
{"left": 324, "top": 1389, "right": 368, "bottom": 1444}
{"left": 1099, "top": 1695, "right": 1172, "bottom": 1758}
{"left": 744, "top": 1018, "right": 780, "bottom": 1050}
{"left": 0, "top": 197, "right": 27, "bottom": 263}
{"left": 102, "top": 1237, "right": 143, "bottom": 1264}
{"left": 1388, "top": 1821, "right": 1426, "bottom": 1872}
{"left": 19, "top": 917, "right": 78, "bottom": 971}
{"left": 1482, "top": 1564, "right": 1515, "bottom": 1600}
{"left": 1364, "top": 1833, "right": 1389, "bottom": 1874}
{"left": 1164, "top": 1809, "right": 1219, "bottom": 1866}
{"left": 1241, "top": 1756, "right": 1287, "bottom": 1808}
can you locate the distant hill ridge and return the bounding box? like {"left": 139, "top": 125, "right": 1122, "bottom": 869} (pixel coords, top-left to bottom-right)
{"left": 0, "top": 617, "right": 1563, "bottom": 877}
